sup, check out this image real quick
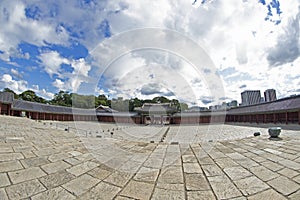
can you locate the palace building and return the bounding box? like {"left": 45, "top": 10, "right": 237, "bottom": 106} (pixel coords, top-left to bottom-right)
{"left": 1, "top": 92, "right": 300, "bottom": 125}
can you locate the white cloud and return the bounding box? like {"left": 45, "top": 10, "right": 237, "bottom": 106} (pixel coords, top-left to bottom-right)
{"left": 10, "top": 68, "right": 22, "bottom": 79}
{"left": 1, "top": 0, "right": 299, "bottom": 105}
{"left": 39, "top": 51, "right": 70, "bottom": 77}
{"left": 40, "top": 51, "right": 92, "bottom": 92}
{"left": 0, "top": 1, "right": 69, "bottom": 61}
{"left": 1, "top": 74, "right": 28, "bottom": 93}
{"left": 0, "top": 74, "right": 54, "bottom": 99}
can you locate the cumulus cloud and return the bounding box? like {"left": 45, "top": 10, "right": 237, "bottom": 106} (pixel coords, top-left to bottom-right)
{"left": 0, "top": 0, "right": 299, "bottom": 105}
{"left": 39, "top": 51, "right": 70, "bottom": 77}
{"left": 10, "top": 68, "right": 23, "bottom": 79}
{"left": 0, "top": 74, "right": 54, "bottom": 99}
{"left": 140, "top": 83, "right": 174, "bottom": 96}
{"left": 267, "top": 9, "right": 300, "bottom": 66}
{"left": 0, "top": 74, "right": 28, "bottom": 93}
{"left": 39, "top": 51, "right": 91, "bottom": 92}
{"left": 0, "top": 1, "right": 69, "bottom": 60}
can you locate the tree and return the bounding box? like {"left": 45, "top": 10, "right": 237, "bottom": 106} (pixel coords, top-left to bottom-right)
{"left": 19, "top": 90, "right": 47, "bottom": 103}
{"left": 179, "top": 103, "right": 189, "bottom": 112}
{"left": 72, "top": 93, "right": 95, "bottom": 108}
{"left": 95, "top": 94, "right": 109, "bottom": 107}
{"left": 50, "top": 91, "right": 72, "bottom": 107}
{"left": 152, "top": 96, "right": 170, "bottom": 103}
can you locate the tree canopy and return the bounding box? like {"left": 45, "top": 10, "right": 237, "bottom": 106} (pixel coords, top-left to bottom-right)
{"left": 0, "top": 88, "right": 189, "bottom": 112}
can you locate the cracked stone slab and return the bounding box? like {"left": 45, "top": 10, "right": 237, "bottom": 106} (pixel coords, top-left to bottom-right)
{"left": 39, "top": 170, "right": 76, "bottom": 189}
{"left": 183, "top": 163, "right": 203, "bottom": 174}
{"left": 41, "top": 160, "right": 71, "bottom": 174}
{"left": 21, "top": 156, "right": 50, "bottom": 168}
{"left": 289, "top": 189, "right": 300, "bottom": 200}
{"left": 0, "top": 152, "right": 24, "bottom": 161}
{"left": 278, "top": 168, "right": 299, "bottom": 178}
{"left": 31, "top": 186, "right": 76, "bottom": 200}
{"left": 78, "top": 182, "right": 121, "bottom": 200}
{"left": 267, "top": 176, "right": 300, "bottom": 196}
{"left": 151, "top": 188, "right": 185, "bottom": 200}
{"left": 62, "top": 174, "right": 100, "bottom": 196}
{"left": 8, "top": 167, "right": 46, "bottom": 184}
{"left": 224, "top": 166, "right": 252, "bottom": 181}
{"left": 202, "top": 164, "right": 223, "bottom": 177}
{"left": 120, "top": 180, "right": 154, "bottom": 200}
{"left": 215, "top": 158, "right": 239, "bottom": 169}
{"left": 156, "top": 183, "right": 185, "bottom": 191}
{"left": 0, "top": 188, "right": 8, "bottom": 200}
{"left": 0, "top": 173, "right": 10, "bottom": 187}
{"left": 88, "top": 167, "right": 112, "bottom": 180}
{"left": 158, "top": 166, "right": 184, "bottom": 184}
{"left": 6, "top": 179, "right": 46, "bottom": 199}
{"left": 249, "top": 165, "right": 279, "bottom": 181}
{"left": 208, "top": 175, "right": 242, "bottom": 199}
{"left": 134, "top": 167, "right": 160, "bottom": 183}
{"left": 234, "top": 176, "right": 269, "bottom": 196}
{"left": 104, "top": 171, "right": 133, "bottom": 187}
{"left": 248, "top": 189, "right": 287, "bottom": 200}
{"left": 185, "top": 173, "right": 210, "bottom": 191}
{"left": 187, "top": 191, "right": 216, "bottom": 200}
{"left": 66, "top": 161, "right": 99, "bottom": 176}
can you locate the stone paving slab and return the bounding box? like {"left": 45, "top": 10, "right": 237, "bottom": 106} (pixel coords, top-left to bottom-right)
{"left": 151, "top": 188, "right": 185, "bottom": 200}
{"left": 267, "top": 176, "right": 300, "bottom": 196}
{"left": 0, "top": 173, "right": 10, "bottom": 187}
{"left": 31, "top": 186, "right": 76, "bottom": 200}
{"left": 120, "top": 180, "right": 155, "bottom": 199}
{"left": 0, "top": 188, "right": 8, "bottom": 200}
{"left": 6, "top": 179, "right": 46, "bottom": 199}
{"left": 8, "top": 166, "right": 46, "bottom": 184}
{"left": 41, "top": 160, "right": 71, "bottom": 174}
{"left": 78, "top": 182, "right": 121, "bottom": 200}
{"left": 39, "top": 170, "right": 76, "bottom": 189}
{"left": 187, "top": 191, "right": 216, "bottom": 200}
{"left": 62, "top": 174, "right": 100, "bottom": 196}
{"left": 1, "top": 116, "right": 300, "bottom": 199}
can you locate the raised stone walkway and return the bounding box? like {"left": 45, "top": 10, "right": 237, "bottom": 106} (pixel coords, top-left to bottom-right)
{"left": 0, "top": 115, "right": 300, "bottom": 199}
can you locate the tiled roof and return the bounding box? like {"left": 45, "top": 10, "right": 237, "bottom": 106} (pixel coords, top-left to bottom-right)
{"left": 135, "top": 103, "right": 177, "bottom": 114}
{"left": 227, "top": 95, "right": 300, "bottom": 115}
{"left": 12, "top": 100, "right": 96, "bottom": 115}
{"left": 0, "top": 92, "right": 14, "bottom": 104}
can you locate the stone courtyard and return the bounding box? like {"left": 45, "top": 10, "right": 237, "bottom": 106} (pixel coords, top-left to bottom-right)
{"left": 0, "top": 115, "right": 300, "bottom": 199}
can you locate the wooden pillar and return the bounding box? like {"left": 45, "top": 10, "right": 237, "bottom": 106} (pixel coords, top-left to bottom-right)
{"left": 298, "top": 110, "right": 300, "bottom": 125}
{"left": 8, "top": 105, "right": 11, "bottom": 116}
{"left": 263, "top": 114, "right": 266, "bottom": 123}
{"left": 286, "top": 112, "right": 288, "bottom": 124}
{"left": 273, "top": 113, "right": 276, "bottom": 124}
{"left": 0, "top": 102, "right": 2, "bottom": 114}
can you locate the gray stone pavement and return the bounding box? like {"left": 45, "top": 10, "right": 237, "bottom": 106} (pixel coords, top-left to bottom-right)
{"left": 0, "top": 115, "right": 300, "bottom": 199}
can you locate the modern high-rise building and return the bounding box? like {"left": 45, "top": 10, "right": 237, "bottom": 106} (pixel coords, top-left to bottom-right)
{"left": 241, "top": 90, "right": 261, "bottom": 106}
{"left": 264, "top": 89, "right": 277, "bottom": 102}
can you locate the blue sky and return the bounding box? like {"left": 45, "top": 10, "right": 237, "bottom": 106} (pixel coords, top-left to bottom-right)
{"left": 0, "top": 0, "right": 299, "bottom": 106}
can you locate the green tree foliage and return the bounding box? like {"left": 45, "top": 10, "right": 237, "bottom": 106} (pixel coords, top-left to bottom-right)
{"left": 152, "top": 96, "right": 170, "bottom": 103}
{"left": 50, "top": 91, "right": 72, "bottom": 107}
{"left": 111, "top": 98, "right": 131, "bottom": 111}
{"left": 0, "top": 88, "right": 190, "bottom": 112}
{"left": 72, "top": 93, "right": 95, "bottom": 109}
{"left": 95, "top": 94, "right": 110, "bottom": 107}
{"left": 19, "top": 90, "right": 47, "bottom": 103}
{"left": 179, "top": 103, "right": 189, "bottom": 112}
